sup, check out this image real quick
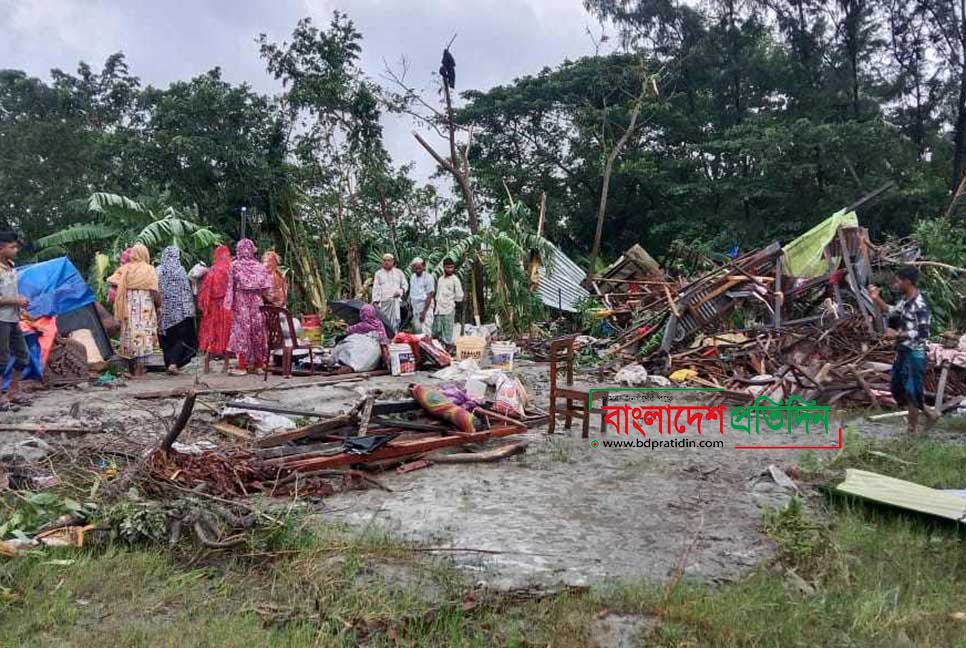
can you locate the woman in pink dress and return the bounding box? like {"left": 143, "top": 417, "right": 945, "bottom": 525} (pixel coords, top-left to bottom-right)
{"left": 225, "top": 238, "right": 271, "bottom": 375}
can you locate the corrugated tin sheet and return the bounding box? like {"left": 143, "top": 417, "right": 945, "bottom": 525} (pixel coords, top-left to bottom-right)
{"left": 536, "top": 244, "right": 589, "bottom": 312}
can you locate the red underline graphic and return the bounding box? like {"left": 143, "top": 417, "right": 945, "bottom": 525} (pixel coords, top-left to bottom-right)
{"left": 734, "top": 426, "right": 843, "bottom": 451}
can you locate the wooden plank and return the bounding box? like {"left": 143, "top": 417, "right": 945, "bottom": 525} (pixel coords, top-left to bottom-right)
{"left": 474, "top": 407, "right": 528, "bottom": 431}
{"left": 837, "top": 469, "right": 966, "bottom": 522}
{"left": 663, "top": 284, "right": 681, "bottom": 318}
{"left": 369, "top": 417, "right": 451, "bottom": 433}
{"left": 936, "top": 362, "right": 950, "bottom": 412}
{"left": 836, "top": 226, "right": 874, "bottom": 332}
{"left": 255, "top": 414, "right": 355, "bottom": 448}
{"left": 372, "top": 399, "right": 422, "bottom": 415}
{"left": 284, "top": 425, "right": 525, "bottom": 471}
{"left": 225, "top": 400, "right": 334, "bottom": 418}
{"left": 822, "top": 247, "right": 844, "bottom": 309}
{"left": 254, "top": 440, "right": 344, "bottom": 459}
{"left": 428, "top": 440, "right": 530, "bottom": 463}
{"left": 212, "top": 421, "right": 255, "bottom": 444}
{"left": 773, "top": 257, "right": 782, "bottom": 328}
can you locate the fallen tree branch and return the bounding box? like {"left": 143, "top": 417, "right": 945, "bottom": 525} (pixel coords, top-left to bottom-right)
{"left": 160, "top": 391, "right": 197, "bottom": 452}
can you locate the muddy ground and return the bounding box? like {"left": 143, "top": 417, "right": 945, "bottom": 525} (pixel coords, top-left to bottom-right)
{"left": 5, "top": 359, "right": 928, "bottom": 591}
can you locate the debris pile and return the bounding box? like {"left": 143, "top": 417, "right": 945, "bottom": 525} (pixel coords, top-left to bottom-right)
{"left": 593, "top": 213, "right": 966, "bottom": 408}
{"left": 146, "top": 377, "right": 542, "bottom": 498}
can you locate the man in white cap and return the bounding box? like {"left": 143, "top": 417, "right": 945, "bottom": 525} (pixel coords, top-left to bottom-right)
{"left": 408, "top": 257, "right": 435, "bottom": 336}
{"left": 371, "top": 253, "right": 407, "bottom": 335}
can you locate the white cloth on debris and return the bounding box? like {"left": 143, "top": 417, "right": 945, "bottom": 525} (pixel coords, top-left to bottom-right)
{"left": 615, "top": 363, "right": 648, "bottom": 386}
{"left": 432, "top": 358, "right": 502, "bottom": 384}
{"left": 222, "top": 397, "right": 297, "bottom": 434}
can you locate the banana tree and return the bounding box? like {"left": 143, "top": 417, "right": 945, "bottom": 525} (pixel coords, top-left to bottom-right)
{"left": 273, "top": 188, "right": 329, "bottom": 317}
{"left": 444, "top": 203, "right": 553, "bottom": 334}
{"left": 37, "top": 192, "right": 222, "bottom": 265}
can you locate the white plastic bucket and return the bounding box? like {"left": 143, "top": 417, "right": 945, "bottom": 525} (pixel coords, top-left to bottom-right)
{"left": 388, "top": 343, "right": 416, "bottom": 376}
{"left": 490, "top": 342, "right": 516, "bottom": 371}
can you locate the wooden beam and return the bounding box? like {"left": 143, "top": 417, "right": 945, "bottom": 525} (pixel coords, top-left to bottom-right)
{"left": 835, "top": 226, "right": 874, "bottom": 332}
{"left": 212, "top": 421, "right": 255, "bottom": 444}
{"left": 284, "top": 425, "right": 524, "bottom": 471}
{"left": 936, "top": 363, "right": 950, "bottom": 412}
{"left": 255, "top": 414, "right": 356, "bottom": 448}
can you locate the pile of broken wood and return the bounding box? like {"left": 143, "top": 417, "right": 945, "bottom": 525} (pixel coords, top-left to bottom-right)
{"left": 593, "top": 224, "right": 966, "bottom": 410}
{"left": 150, "top": 386, "right": 543, "bottom": 498}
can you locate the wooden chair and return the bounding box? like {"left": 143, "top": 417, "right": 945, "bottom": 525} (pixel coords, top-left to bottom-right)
{"left": 262, "top": 305, "right": 315, "bottom": 379}
{"left": 547, "top": 334, "right": 609, "bottom": 437}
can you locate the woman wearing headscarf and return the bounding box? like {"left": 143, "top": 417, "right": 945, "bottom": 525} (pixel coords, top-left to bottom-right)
{"left": 225, "top": 238, "right": 272, "bottom": 375}
{"left": 345, "top": 304, "right": 388, "bottom": 339}
{"left": 262, "top": 250, "right": 288, "bottom": 308}
{"left": 107, "top": 243, "right": 159, "bottom": 377}
{"left": 107, "top": 247, "right": 133, "bottom": 304}
{"left": 156, "top": 246, "right": 197, "bottom": 374}
{"left": 197, "top": 244, "right": 233, "bottom": 373}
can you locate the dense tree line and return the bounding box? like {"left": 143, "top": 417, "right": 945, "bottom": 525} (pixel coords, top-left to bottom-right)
{"left": 2, "top": 3, "right": 965, "bottom": 286}
{"left": 462, "top": 0, "right": 966, "bottom": 263}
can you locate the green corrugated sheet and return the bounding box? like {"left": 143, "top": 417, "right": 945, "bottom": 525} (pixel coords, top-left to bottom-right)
{"left": 781, "top": 209, "right": 859, "bottom": 278}
{"left": 836, "top": 469, "right": 966, "bottom": 522}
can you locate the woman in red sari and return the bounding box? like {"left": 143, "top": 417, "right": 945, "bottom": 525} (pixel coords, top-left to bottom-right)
{"left": 197, "top": 245, "right": 233, "bottom": 373}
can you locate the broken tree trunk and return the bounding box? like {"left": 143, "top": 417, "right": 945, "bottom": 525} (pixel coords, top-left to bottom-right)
{"left": 586, "top": 74, "right": 652, "bottom": 282}
{"left": 160, "top": 391, "right": 198, "bottom": 452}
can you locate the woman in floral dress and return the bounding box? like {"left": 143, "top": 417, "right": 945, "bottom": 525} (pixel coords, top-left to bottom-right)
{"left": 108, "top": 243, "right": 159, "bottom": 377}
{"left": 225, "top": 238, "right": 271, "bottom": 375}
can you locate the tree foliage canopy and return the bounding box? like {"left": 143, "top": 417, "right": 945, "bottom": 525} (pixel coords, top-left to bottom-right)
{"left": 4, "top": 4, "right": 966, "bottom": 319}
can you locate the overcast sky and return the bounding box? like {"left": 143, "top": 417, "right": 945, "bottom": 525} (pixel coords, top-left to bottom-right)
{"left": 1, "top": 0, "right": 604, "bottom": 182}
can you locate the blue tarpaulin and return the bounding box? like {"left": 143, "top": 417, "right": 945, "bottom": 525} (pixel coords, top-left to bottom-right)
{"left": 2, "top": 332, "right": 42, "bottom": 389}
{"left": 18, "top": 257, "right": 95, "bottom": 318}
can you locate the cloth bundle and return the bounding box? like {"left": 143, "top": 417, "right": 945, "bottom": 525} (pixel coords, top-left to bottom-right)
{"left": 411, "top": 384, "right": 478, "bottom": 433}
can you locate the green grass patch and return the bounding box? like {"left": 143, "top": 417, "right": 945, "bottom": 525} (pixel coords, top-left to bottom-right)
{"left": 5, "top": 430, "right": 966, "bottom": 646}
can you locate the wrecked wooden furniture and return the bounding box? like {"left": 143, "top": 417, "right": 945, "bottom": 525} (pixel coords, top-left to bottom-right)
{"left": 261, "top": 305, "right": 315, "bottom": 379}
{"left": 547, "top": 334, "right": 609, "bottom": 437}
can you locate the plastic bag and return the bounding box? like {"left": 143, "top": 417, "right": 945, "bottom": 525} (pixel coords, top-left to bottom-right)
{"left": 493, "top": 372, "right": 528, "bottom": 417}
{"left": 333, "top": 333, "right": 383, "bottom": 372}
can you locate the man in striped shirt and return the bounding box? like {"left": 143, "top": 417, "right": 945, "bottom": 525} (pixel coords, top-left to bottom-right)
{"left": 869, "top": 266, "right": 938, "bottom": 434}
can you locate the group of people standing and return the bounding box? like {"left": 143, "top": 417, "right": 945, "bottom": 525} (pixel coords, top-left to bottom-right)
{"left": 371, "top": 253, "right": 464, "bottom": 347}
{"left": 107, "top": 238, "right": 288, "bottom": 377}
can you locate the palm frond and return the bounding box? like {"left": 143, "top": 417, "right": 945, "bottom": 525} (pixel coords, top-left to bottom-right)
{"left": 37, "top": 223, "right": 118, "bottom": 249}
{"left": 88, "top": 192, "right": 152, "bottom": 219}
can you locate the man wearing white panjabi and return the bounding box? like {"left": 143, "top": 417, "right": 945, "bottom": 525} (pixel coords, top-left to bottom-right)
{"left": 408, "top": 257, "right": 435, "bottom": 336}
{"left": 371, "top": 253, "right": 408, "bottom": 335}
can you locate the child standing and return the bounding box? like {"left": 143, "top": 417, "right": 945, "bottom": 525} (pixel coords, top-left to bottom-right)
{"left": 0, "top": 231, "right": 29, "bottom": 409}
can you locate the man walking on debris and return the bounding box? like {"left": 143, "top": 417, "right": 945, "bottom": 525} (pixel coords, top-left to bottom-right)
{"left": 869, "top": 266, "right": 939, "bottom": 434}
{"left": 372, "top": 253, "right": 407, "bottom": 336}
{"left": 409, "top": 257, "right": 435, "bottom": 336}
{"left": 433, "top": 257, "right": 463, "bottom": 349}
